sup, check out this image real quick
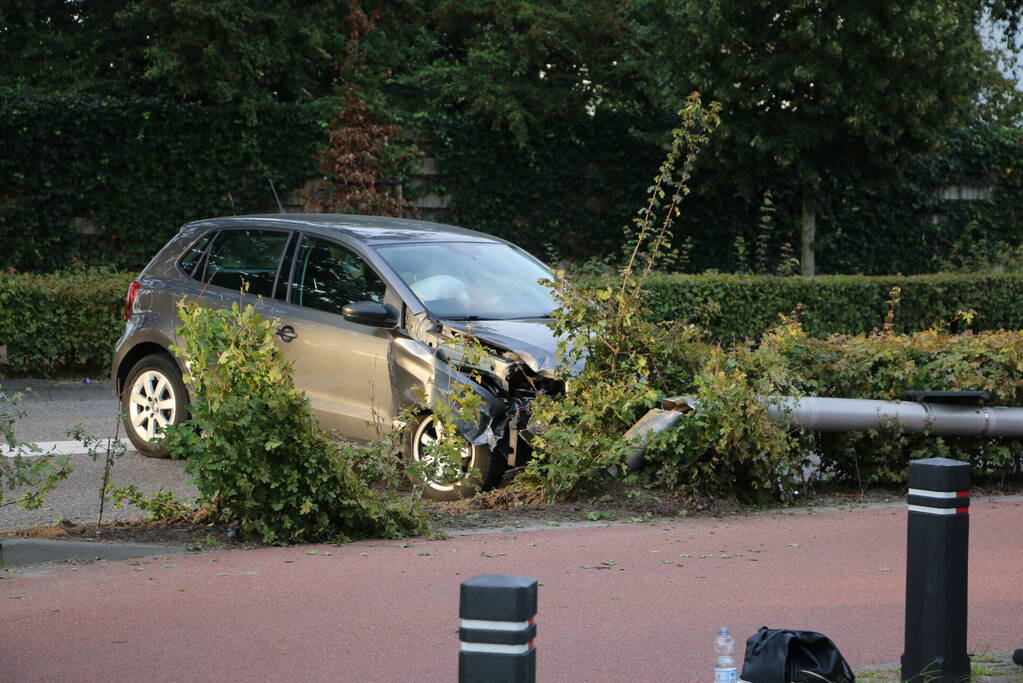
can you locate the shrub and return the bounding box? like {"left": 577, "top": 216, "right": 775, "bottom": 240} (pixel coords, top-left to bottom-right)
{"left": 520, "top": 94, "right": 771, "bottom": 499}
{"left": 0, "top": 268, "right": 134, "bottom": 376}
{"left": 5, "top": 267, "right": 1023, "bottom": 380}
{"left": 522, "top": 96, "right": 1023, "bottom": 503}
{"left": 163, "top": 301, "right": 427, "bottom": 544}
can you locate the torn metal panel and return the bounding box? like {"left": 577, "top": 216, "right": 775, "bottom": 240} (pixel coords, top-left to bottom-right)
{"left": 388, "top": 334, "right": 508, "bottom": 447}
{"left": 387, "top": 307, "right": 564, "bottom": 456}
{"left": 388, "top": 315, "right": 506, "bottom": 448}
{"left": 439, "top": 318, "right": 559, "bottom": 376}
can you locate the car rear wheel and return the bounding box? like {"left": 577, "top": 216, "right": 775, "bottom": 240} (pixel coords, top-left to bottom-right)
{"left": 403, "top": 412, "right": 506, "bottom": 501}
{"left": 122, "top": 354, "right": 188, "bottom": 458}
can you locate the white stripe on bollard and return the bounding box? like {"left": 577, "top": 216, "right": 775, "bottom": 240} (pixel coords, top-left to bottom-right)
{"left": 907, "top": 488, "right": 960, "bottom": 498}
{"left": 907, "top": 504, "right": 958, "bottom": 515}
{"left": 460, "top": 619, "right": 531, "bottom": 631}
{"left": 460, "top": 643, "right": 532, "bottom": 655}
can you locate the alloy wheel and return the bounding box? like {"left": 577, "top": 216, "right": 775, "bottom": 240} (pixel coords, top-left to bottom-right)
{"left": 128, "top": 370, "right": 177, "bottom": 442}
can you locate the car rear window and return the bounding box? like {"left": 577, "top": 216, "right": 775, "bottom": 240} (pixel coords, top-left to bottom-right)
{"left": 177, "top": 233, "right": 213, "bottom": 277}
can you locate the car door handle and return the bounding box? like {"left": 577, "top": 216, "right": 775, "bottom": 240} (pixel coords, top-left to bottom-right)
{"left": 276, "top": 325, "right": 298, "bottom": 342}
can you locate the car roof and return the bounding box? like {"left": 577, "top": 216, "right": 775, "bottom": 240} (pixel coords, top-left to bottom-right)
{"left": 182, "top": 214, "right": 506, "bottom": 246}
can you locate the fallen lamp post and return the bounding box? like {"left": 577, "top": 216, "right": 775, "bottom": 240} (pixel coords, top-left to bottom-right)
{"left": 624, "top": 391, "right": 1023, "bottom": 472}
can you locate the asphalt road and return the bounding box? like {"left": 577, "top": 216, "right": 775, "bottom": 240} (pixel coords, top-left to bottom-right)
{"left": 4, "top": 498, "right": 1022, "bottom": 681}
{"left": 3, "top": 380, "right": 1022, "bottom": 680}
{"left": 1, "top": 379, "right": 198, "bottom": 529}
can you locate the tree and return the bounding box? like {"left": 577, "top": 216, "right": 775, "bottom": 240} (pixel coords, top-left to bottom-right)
{"left": 116, "top": 0, "right": 351, "bottom": 115}
{"left": 0, "top": 1, "right": 353, "bottom": 114}
{"left": 651, "top": 1, "right": 1021, "bottom": 275}
{"left": 367, "top": 0, "right": 647, "bottom": 141}
{"left": 302, "top": 1, "right": 418, "bottom": 216}
{"left": 0, "top": 1, "right": 151, "bottom": 96}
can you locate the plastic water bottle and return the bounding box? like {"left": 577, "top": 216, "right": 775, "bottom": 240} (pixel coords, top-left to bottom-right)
{"left": 714, "top": 627, "right": 738, "bottom": 682}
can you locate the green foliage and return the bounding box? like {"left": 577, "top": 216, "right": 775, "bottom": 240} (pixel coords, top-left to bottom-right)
{"left": 109, "top": 485, "right": 191, "bottom": 522}
{"left": 9, "top": 267, "right": 1023, "bottom": 379}
{"left": 426, "top": 109, "right": 667, "bottom": 260}
{"left": 659, "top": 2, "right": 995, "bottom": 178}
{"left": 0, "top": 1, "right": 151, "bottom": 97}
{"left": 0, "top": 1, "right": 349, "bottom": 113}
{"left": 383, "top": 0, "right": 642, "bottom": 142}
{"left": 0, "top": 268, "right": 134, "bottom": 376}
{"left": 408, "top": 332, "right": 496, "bottom": 495}
{"left": 523, "top": 94, "right": 728, "bottom": 499}
{"left": 68, "top": 424, "right": 131, "bottom": 526}
{"left": 630, "top": 271, "right": 1023, "bottom": 342}
{"left": 422, "top": 111, "right": 1023, "bottom": 275}
{"left": 163, "top": 300, "right": 427, "bottom": 544}
{"left": 0, "top": 91, "right": 326, "bottom": 271}
{"left": 636, "top": 323, "right": 1023, "bottom": 496}
{"left": 515, "top": 94, "right": 1023, "bottom": 502}
{"left": 5, "top": 3, "right": 1023, "bottom": 277}
{"left": 0, "top": 386, "right": 72, "bottom": 510}
{"left": 4, "top": 92, "right": 1023, "bottom": 276}
{"left": 640, "top": 343, "right": 804, "bottom": 501}
{"left": 647, "top": 1, "right": 1014, "bottom": 272}
{"left": 543, "top": 317, "right": 1023, "bottom": 500}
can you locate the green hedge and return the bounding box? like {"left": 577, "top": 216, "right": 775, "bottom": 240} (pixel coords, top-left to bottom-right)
{"left": 645, "top": 326, "right": 1023, "bottom": 498}
{"left": 0, "top": 269, "right": 134, "bottom": 377}
{"left": 636, "top": 272, "right": 1023, "bottom": 341}
{"left": 6, "top": 269, "right": 1023, "bottom": 378}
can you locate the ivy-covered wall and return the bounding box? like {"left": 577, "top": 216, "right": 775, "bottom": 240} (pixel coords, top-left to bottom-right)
{"left": 3, "top": 90, "right": 1023, "bottom": 275}
{"left": 428, "top": 117, "right": 1023, "bottom": 275}
{"left": 0, "top": 91, "right": 327, "bottom": 271}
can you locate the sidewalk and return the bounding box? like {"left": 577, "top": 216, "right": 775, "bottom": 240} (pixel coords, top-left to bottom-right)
{"left": 4, "top": 498, "right": 1021, "bottom": 681}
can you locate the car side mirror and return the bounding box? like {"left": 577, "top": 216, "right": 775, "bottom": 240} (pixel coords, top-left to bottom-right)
{"left": 342, "top": 300, "right": 399, "bottom": 328}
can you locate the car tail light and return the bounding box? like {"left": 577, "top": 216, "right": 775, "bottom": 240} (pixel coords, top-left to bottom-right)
{"left": 124, "top": 280, "right": 141, "bottom": 321}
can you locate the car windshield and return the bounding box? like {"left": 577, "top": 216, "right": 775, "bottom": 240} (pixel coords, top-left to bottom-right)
{"left": 375, "top": 241, "right": 556, "bottom": 320}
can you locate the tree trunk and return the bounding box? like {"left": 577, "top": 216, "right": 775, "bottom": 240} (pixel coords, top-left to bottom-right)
{"left": 801, "top": 188, "right": 816, "bottom": 277}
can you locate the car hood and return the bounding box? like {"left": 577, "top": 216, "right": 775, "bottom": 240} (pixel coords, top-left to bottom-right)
{"left": 440, "top": 318, "right": 559, "bottom": 375}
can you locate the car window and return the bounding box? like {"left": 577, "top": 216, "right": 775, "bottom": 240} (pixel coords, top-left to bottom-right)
{"left": 177, "top": 233, "right": 213, "bottom": 277}
{"left": 202, "top": 229, "right": 290, "bottom": 298}
{"left": 291, "top": 235, "right": 386, "bottom": 314}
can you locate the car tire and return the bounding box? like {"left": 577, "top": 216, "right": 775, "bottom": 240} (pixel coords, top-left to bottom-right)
{"left": 402, "top": 412, "right": 506, "bottom": 501}
{"left": 121, "top": 354, "right": 188, "bottom": 458}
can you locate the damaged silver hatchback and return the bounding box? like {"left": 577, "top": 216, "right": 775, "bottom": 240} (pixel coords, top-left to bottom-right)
{"left": 111, "top": 214, "right": 562, "bottom": 500}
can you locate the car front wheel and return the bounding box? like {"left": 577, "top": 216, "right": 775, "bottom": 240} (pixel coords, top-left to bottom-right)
{"left": 403, "top": 412, "right": 506, "bottom": 501}
{"left": 122, "top": 354, "right": 188, "bottom": 458}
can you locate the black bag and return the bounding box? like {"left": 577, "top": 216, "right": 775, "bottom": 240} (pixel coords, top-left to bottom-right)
{"left": 741, "top": 627, "right": 855, "bottom": 683}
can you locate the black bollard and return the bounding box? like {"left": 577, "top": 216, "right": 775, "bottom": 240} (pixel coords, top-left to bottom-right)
{"left": 459, "top": 574, "right": 537, "bottom": 683}
{"left": 901, "top": 457, "right": 971, "bottom": 682}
